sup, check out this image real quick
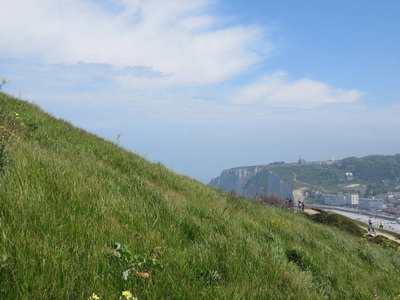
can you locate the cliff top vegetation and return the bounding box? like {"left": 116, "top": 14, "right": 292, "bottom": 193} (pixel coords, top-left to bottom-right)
{"left": 220, "top": 155, "right": 400, "bottom": 196}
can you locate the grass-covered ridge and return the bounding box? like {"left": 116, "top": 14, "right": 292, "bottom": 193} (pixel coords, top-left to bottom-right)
{"left": 305, "top": 209, "right": 365, "bottom": 237}
{"left": 1, "top": 92, "right": 400, "bottom": 299}
{"left": 219, "top": 155, "right": 400, "bottom": 197}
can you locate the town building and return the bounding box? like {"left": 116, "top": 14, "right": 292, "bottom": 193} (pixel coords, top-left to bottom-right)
{"left": 345, "top": 193, "right": 359, "bottom": 205}
{"left": 358, "top": 198, "right": 384, "bottom": 210}
{"left": 387, "top": 192, "right": 400, "bottom": 199}
{"left": 324, "top": 194, "right": 346, "bottom": 206}
{"left": 324, "top": 193, "right": 358, "bottom": 206}
{"left": 387, "top": 198, "right": 400, "bottom": 209}
{"left": 345, "top": 173, "right": 353, "bottom": 181}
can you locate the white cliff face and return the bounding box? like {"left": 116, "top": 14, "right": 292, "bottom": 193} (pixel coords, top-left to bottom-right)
{"left": 209, "top": 167, "right": 293, "bottom": 199}
{"left": 209, "top": 167, "right": 262, "bottom": 195}
{"left": 266, "top": 171, "right": 293, "bottom": 199}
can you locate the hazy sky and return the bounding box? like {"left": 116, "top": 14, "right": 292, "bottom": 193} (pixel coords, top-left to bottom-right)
{"left": 1, "top": 0, "right": 399, "bottom": 183}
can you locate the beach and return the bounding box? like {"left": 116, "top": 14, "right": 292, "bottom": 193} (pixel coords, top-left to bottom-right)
{"left": 322, "top": 208, "right": 400, "bottom": 235}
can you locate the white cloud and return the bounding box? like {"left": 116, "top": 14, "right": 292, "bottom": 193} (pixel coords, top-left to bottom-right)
{"left": 0, "top": 0, "right": 268, "bottom": 86}
{"left": 233, "top": 72, "right": 363, "bottom": 108}
{"left": 0, "top": 0, "right": 368, "bottom": 124}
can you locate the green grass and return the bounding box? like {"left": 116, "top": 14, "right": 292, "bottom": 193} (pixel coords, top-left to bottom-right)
{"left": 304, "top": 209, "right": 365, "bottom": 237}
{"left": 265, "top": 164, "right": 345, "bottom": 192}
{"left": 1, "top": 92, "right": 400, "bottom": 299}
{"left": 265, "top": 160, "right": 400, "bottom": 195}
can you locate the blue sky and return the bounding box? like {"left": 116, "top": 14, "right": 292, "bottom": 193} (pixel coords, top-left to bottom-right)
{"left": 1, "top": 0, "right": 399, "bottom": 183}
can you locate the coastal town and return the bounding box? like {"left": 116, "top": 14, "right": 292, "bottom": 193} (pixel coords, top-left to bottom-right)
{"left": 307, "top": 191, "right": 400, "bottom": 234}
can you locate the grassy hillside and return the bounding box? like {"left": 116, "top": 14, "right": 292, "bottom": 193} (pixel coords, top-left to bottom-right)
{"left": 341, "top": 155, "right": 400, "bottom": 182}
{"left": 266, "top": 164, "right": 344, "bottom": 191}
{"left": 1, "top": 92, "right": 400, "bottom": 299}
{"left": 265, "top": 158, "right": 400, "bottom": 196}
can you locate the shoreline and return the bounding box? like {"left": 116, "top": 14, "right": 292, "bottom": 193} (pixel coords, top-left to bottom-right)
{"left": 310, "top": 205, "right": 400, "bottom": 235}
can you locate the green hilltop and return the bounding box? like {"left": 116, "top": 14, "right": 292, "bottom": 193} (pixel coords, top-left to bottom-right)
{"left": 265, "top": 155, "right": 400, "bottom": 196}
{"left": 1, "top": 92, "right": 400, "bottom": 299}
{"left": 226, "top": 155, "right": 400, "bottom": 200}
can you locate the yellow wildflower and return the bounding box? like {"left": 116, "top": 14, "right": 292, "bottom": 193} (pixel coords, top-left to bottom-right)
{"left": 88, "top": 293, "right": 100, "bottom": 300}
{"left": 120, "top": 290, "right": 137, "bottom": 300}
{"left": 122, "top": 291, "right": 133, "bottom": 297}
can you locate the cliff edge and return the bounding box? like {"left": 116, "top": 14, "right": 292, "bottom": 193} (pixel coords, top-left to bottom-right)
{"left": 210, "top": 166, "right": 293, "bottom": 199}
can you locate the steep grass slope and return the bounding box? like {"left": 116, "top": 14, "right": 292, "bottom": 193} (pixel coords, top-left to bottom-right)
{"left": 1, "top": 93, "right": 400, "bottom": 299}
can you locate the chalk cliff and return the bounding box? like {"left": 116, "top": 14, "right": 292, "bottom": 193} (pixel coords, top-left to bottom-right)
{"left": 210, "top": 166, "right": 293, "bottom": 199}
